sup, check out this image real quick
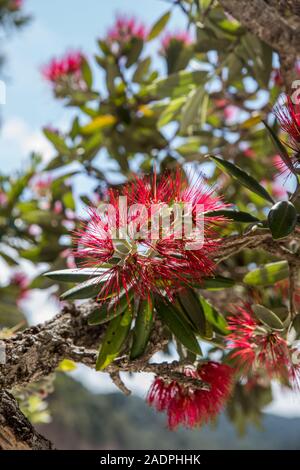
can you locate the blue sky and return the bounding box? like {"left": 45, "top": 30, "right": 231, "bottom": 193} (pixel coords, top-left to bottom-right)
{"left": 0, "top": 0, "right": 186, "bottom": 173}
{"left": 2, "top": 0, "right": 300, "bottom": 418}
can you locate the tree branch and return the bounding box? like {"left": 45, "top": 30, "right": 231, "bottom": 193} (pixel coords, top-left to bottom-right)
{"left": 219, "top": 0, "right": 300, "bottom": 90}
{"left": 0, "top": 390, "right": 53, "bottom": 450}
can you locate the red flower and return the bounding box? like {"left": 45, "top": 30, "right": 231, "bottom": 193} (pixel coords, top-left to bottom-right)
{"left": 73, "top": 169, "right": 227, "bottom": 303}
{"left": 160, "top": 31, "right": 192, "bottom": 55}
{"left": 8, "top": 0, "right": 22, "bottom": 11}
{"left": 227, "top": 304, "right": 293, "bottom": 381}
{"left": 42, "top": 51, "right": 83, "bottom": 83}
{"left": 274, "top": 95, "right": 300, "bottom": 172}
{"left": 30, "top": 174, "right": 52, "bottom": 197}
{"left": 107, "top": 16, "right": 146, "bottom": 46}
{"left": 147, "top": 362, "right": 233, "bottom": 429}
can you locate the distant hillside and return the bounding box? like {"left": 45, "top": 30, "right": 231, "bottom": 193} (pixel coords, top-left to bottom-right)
{"left": 38, "top": 374, "right": 300, "bottom": 450}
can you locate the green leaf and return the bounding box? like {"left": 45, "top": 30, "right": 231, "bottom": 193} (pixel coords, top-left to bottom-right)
{"left": 155, "top": 299, "right": 202, "bottom": 355}
{"left": 263, "top": 120, "right": 295, "bottom": 174}
{"left": 158, "top": 96, "right": 185, "bottom": 128}
{"left": 180, "top": 86, "right": 205, "bottom": 133}
{"left": 43, "top": 128, "right": 70, "bottom": 154}
{"left": 126, "top": 37, "right": 144, "bottom": 68}
{"left": 199, "top": 296, "right": 228, "bottom": 335}
{"left": 81, "top": 57, "right": 93, "bottom": 88}
{"left": 45, "top": 268, "right": 110, "bottom": 283}
{"left": 177, "top": 288, "right": 211, "bottom": 338}
{"left": 148, "top": 70, "right": 207, "bottom": 99}
{"left": 96, "top": 307, "right": 132, "bottom": 370}
{"left": 201, "top": 276, "right": 235, "bottom": 290}
{"left": 252, "top": 304, "right": 284, "bottom": 331}
{"left": 132, "top": 57, "right": 151, "bottom": 83}
{"left": 88, "top": 290, "right": 134, "bottom": 325}
{"left": 205, "top": 209, "right": 260, "bottom": 223}
{"left": 243, "top": 261, "right": 289, "bottom": 286}
{"left": 130, "top": 298, "right": 154, "bottom": 359}
{"left": 60, "top": 276, "right": 110, "bottom": 300}
{"left": 148, "top": 11, "right": 171, "bottom": 40}
{"left": 208, "top": 155, "right": 274, "bottom": 204}
{"left": 268, "top": 201, "right": 297, "bottom": 240}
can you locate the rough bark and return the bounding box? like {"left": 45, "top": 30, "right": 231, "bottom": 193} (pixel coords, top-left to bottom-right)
{"left": 0, "top": 390, "right": 53, "bottom": 450}
{"left": 219, "top": 0, "right": 300, "bottom": 91}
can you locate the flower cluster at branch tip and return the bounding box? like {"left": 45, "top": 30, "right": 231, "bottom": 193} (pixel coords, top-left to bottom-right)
{"left": 274, "top": 95, "right": 300, "bottom": 172}
{"left": 147, "top": 362, "right": 233, "bottom": 429}
{"left": 8, "top": 0, "right": 22, "bottom": 11}
{"left": 107, "top": 16, "right": 147, "bottom": 47}
{"left": 73, "top": 169, "right": 228, "bottom": 303}
{"left": 30, "top": 174, "right": 52, "bottom": 197}
{"left": 42, "top": 51, "right": 83, "bottom": 83}
{"left": 227, "top": 304, "right": 300, "bottom": 386}
{"left": 160, "top": 31, "right": 192, "bottom": 55}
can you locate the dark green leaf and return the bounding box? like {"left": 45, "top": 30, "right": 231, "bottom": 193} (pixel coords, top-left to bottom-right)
{"left": 130, "top": 298, "right": 154, "bottom": 359}
{"left": 199, "top": 296, "right": 228, "bottom": 335}
{"left": 263, "top": 120, "right": 295, "bottom": 174}
{"left": 96, "top": 307, "right": 132, "bottom": 370}
{"left": 208, "top": 155, "right": 274, "bottom": 204}
{"left": 268, "top": 201, "right": 297, "bottom": 240}
{"left": 88, "top": 290, "right": 134, "bottom": 325}
{"left": 177, "top": 288, "right": 211, "bottom": 338}
{"left": 205, "top": 209, "right": 260, "bottom": 223}
{"left": 60, "top": 276, "right": 110, "bottom": 300}
{"left": 156, "top": 299, "right": 202, "bottom": 355}
{"left": 201, "top": 276, "right": 235, "bottom": 290}
{"left": 252, "top": 304, "right": 284, "bottom": 331}
{"left": 45, "top": 268, "right": 110, "bottom": 283}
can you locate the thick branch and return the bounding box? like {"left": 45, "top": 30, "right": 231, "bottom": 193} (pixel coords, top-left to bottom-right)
{"left": 219, "top": 0, "right": 300, "bottom": 90}
{"left": 0, "top": 230, "right": 300, "bottom": 392}
{"left": 0, "top": 390, "right": 53, "bottom": 450}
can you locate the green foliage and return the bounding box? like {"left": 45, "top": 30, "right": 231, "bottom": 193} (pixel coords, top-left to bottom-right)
{"left": 1, "top": 1, "right": 300, "bottom": 433}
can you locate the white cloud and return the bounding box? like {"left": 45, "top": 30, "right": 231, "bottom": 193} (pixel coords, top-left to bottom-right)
{"left": 2, "top": 117, "right": 53, "bottom": 162}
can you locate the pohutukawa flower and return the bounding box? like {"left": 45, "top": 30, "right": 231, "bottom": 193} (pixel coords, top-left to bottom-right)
{"left": 42, "top": 51, "right": 84, "bottom": 84}
{"left": 274, "top": 95, "right": 300, "bottom": 172}
{"left": 147, "top": 362, "right": 233, "bottom": 429}
{"left": 160, "top": 31, "right": 192, "bottom": 55}
{"left": 227, "top": 304, "right": 295, "bottom": 382}
{"left": 73, "top": 169, "right": 227, "bottom": 303}
{"left": 106, "top": 16, "right": 146, "bottom": 50}
{"left": 8, "top": 0, "right": 22, "bottom": 11}
{"left": 30, "top": 174, "right": 52, "bottom": 197}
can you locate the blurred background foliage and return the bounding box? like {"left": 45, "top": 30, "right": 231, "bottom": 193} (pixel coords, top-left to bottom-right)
{"left": 0, "top": 0, "right": 299, "bottom": 445}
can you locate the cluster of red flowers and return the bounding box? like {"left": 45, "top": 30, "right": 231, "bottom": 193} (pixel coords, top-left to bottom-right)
{"left": 74, "top": 169, "right": 227, "bottom": 303}
{"left": 227, "top": 304, "right": 299, "bottom": 385}
{"left": 274, "top": 95, "right": 300, "bottom": 173}
{"left": 107, "top": 16, "right": 147, "bottom": 45}
{"left": 147, "top": 362, "right": 233, "bottom": 429}
{"left": 42, "top": 51, "right": 83, "bottom": 83}
{"left": 8, "top": 0, "right": 22, "bottom": 11}
{"left": 160, "top": 31, "right": 192, "bottom": 55}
